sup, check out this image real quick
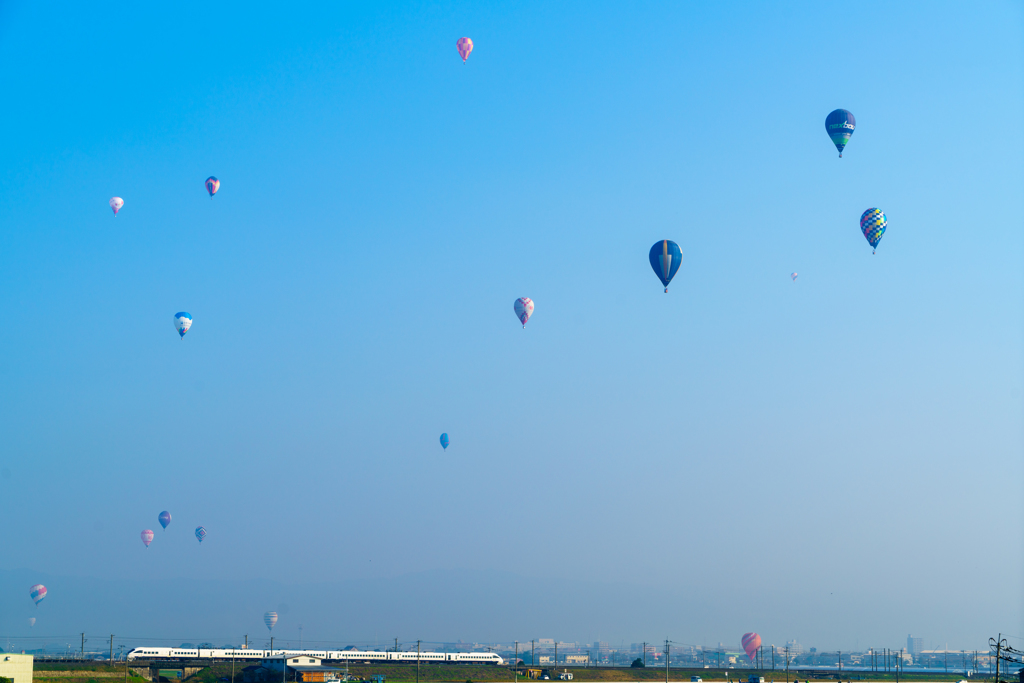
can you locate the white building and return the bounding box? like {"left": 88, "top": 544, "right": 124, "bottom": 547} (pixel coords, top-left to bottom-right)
{"left": 0, "top": 654, "right": 33, "bottom": 683}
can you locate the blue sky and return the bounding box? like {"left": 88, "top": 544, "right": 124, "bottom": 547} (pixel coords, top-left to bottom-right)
{"left": 0, "top": 0, "right": 1021, "bottom": 652}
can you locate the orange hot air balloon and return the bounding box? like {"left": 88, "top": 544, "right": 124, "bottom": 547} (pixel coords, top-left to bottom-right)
{"left": 741, "top": 633, "right": 761, "bottom": 662}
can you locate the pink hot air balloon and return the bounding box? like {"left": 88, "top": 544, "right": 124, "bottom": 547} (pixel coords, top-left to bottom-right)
{"left": 514, "top": 297, "right": 534, "bottom": 328}
{"left": 109, "top": 197, "right": 124, "bottom": 215}
{"left": 456, "top": 37, "right": 473, "bottom": 63}
{"left": 141, "top": 530, "right": 154, "bottom": 548}
{"left": 741, "top": 633, "right": 761, "bottom": 663}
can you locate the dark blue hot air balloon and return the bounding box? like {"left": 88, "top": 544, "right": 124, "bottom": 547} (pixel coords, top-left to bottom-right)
{"left": 825, "top": 109, "right": 856, "bottom": 157}
{"left": 158, "top": 511, "right": 171, "bottom": 530}
{"left": 649, "top": 240, "right": 682, "bottom": 293}
{"left": 439, "top": 433, "right": 449, "bottom": 450}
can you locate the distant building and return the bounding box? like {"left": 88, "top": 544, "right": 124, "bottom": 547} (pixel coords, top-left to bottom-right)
{"left": 538, "top": 656, "right": 554, "bottom": 664}
{"left": 565, "top": 655, "right": 589, "bottom": 665}
{"left": 593, "top": 642, "right": 610, "bottom": 657}
{"left": 538, "top": 640, "right": 555, "bottom": 647}
{"left": 262, "top": 655, "right": 341, "bottom": 683}
{"left": 785, "top": 641, "right": 803, "bottom": 657}
{"left": 907, "top": 636, "right": 923, "bottom": 658}
{"left": 0, "top": 654, "right": 33, "bottom": 683}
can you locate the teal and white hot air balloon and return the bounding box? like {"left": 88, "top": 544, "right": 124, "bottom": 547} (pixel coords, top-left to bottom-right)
{"left": 174, "top": 312, "right": 192, "bottom": 339}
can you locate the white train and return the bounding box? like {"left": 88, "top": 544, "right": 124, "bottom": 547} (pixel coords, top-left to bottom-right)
{"left": 126, "top": 648, "right": 504, "bottom": 665}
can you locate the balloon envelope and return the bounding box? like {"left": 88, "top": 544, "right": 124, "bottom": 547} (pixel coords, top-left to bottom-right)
{"left": 791, "top": 272, "right": 798, "bottom": 281}
{"left": 825, "top": 109, "right": 856, "bottom": 157}
{"left": 109, "top": 197, "right": 124, "bottom": 215}
{"left": 649, "top": 240, "right": 682, "bottom": 292}
{"left": 514, "top": 297, "right": 534, "bottom": 328}
{"left": 205, "top": 176, "right": 220, "bottom": 197}
{"left": 860, "top": 208, "right": 887, "bottom": 252}
{"left": 195, "top": 526, "right": 207, "bottom": 543}
{"left": 174, "top": 312, "right": 193, "bottom": 338}
{"left": 29, "top": 584, "right": 47, "bottom": 606}
{"left": 440, "top": 433, "right": 449, "bottom": 450}
{"left": 159, "top": 511, "right": 171, "bottom": 529}
{"left": 456, "top": 37, "right": 473, "bottom": 62}
{"left": 741, "top": 633, "right": 761, "bottom": 662}
{"left": 28, "top": 618, "right": 35, "bottom": 628}
{"left": 141, "top": 530, "right": 154, "bottom": 547}
{"left": 264, "top": 612, "right": 278, "bottom": 631}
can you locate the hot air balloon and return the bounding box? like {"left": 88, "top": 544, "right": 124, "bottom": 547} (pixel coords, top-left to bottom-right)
{"left": 159, "top": 511, "right": 171, "bottom": 530}
{"left": 860, "top": 208, "right": 887, "bottom": 254}
{"left": 825, "top": 109, "right": 856, "bottom": 158}
{"left": 791, "top": 272, "right": 798, "bottom": 281}
{"left": 195, "top": 526, "right": 207, "bottom": 543}
{"left": 649, "top": 240, "right": 682, "bottom": 293}
{"left": 174, "top": 312, "right": 193, "bottom": 339}
{"left": 264, "top": 612, "right": 278, "bottom": 631}
{"left": 29, "top": 584, "right": 47, "bottom": 606}
{"left": 141, "top": 530, "right": 154, "bottom": 548}
{"left": 514, "top": 297, "right": 534, "bottom": 328}
{"left": 741, "top": 633, "right": 761, "bottom": 663}
{"left": 28, "top": 618, "right": 35, "bottom": 628}
{"left": 110, "top": 197, "right": 124, "bottom": 216}
{"left": 440, "top": 433, "right": 449, "bottom": 450}
{"left": 456, "top": 37, "right": 473, "bottom": 63}
{"left": 205, "top": 177, "right": 220, "bottom": 198}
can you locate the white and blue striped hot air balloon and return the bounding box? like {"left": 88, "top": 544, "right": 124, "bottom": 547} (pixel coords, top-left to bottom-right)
{"left": 174, "top": 312, "right": 192, "bottom": 339}
{"left": 264, "top": 612, "right": 278, "bottom": 631}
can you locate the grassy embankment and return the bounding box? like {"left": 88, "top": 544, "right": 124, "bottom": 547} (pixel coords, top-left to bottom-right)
{"left": 33, "top": 664, "right": 149, "bottom": 683}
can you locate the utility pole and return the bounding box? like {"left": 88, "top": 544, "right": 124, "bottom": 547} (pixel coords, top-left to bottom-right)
{"left": 991, "top": 634, "right": 1004, "bottom": 683}
{"left": 232, "top": 647, "right": 236, "bottom": 683}
{"left": 245, "top": 635, "right": 248, "bottom": 650}
{"left": 644, "top": 643, "right": 647, "bottom": 668}
{"left": 395, "top": 638, "right": 398, "bottom": 653}
{"left": 532, "top": 641, "right": 535, "bottom": 668}
{"left": 785, "top": 647, "right": 790, "bottom": 683}
{"left": 664, "top": 641, "right": 670, "bottom": 683}
{"left": 81, "top": 634, "right": 86, "bottom": 659}
{"left": 772, "top": 646, "right": 775, "bottom": 672}
{"left": 110, "top": 635, "right": 114, "bottom": 663}
{"left": 838, "top": 650, "right": 841, "bottom": 675}
{"left": 416, "top": 640, "right": 421, "bottom": 683}
{"left": 515, "top": 642, "right": 518, "bottom": 683}
{"left": 271, "top": 637, "right": 274, "bottom": 654}
{"left": 555, "top": 643, "right": 558, "bottom": 667}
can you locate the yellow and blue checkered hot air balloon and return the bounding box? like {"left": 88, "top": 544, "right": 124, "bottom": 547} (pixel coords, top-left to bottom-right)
{"left": 860, "top": 208, "right": 886, "bottom": 254}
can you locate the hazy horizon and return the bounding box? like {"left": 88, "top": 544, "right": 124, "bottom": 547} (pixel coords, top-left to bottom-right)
{"left": 0, "top": 0, "right": 1020, "bottom": 656}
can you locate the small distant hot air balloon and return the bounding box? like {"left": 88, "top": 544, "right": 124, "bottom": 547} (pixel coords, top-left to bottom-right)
{"left": 141, "top": 530, "right": 154, "bottom": 548}
{"left": 741, "top": 633, "right": 761, "bottom": 663}
{"left": 264, "top": 612, "right": 278, "bottom": 631}
{"left": 440, "top": 433, "right": 449, "bottom": 450}
{"left": 110, "top": 197, "right": 124, "bottom": 216}
{"left": 195, "top": 526, "right": 207, "bottom": 543}
{"left": 860, "top": 208, "right": 887, "bottom": 254}
{"left": 649, "top": 240, "right": 682, "bottom": 293}
{"left": 174, "top": 312, "right": 193, "bottom": 339}
{"left": 514, "top": 297, "right": 534, "bottom": 328}
{"left": 456, "top": 37, "right": 473, "bottom": 63}
{"left": 159, "top": 511, "right": 171, "bottom": 530}
{"left": 29, "top": 584, "right": 47, "bottom": 606}
{"left": 28, "top": 618, "right": 35, "bottom": 628}
{"left": 791, "top": 272, "right": 798, "bottom": 281}
{"left": 205, "top": 177, "right": 220, "bottom": 198}
{"left": 825, "top": 109, "right": 856, "bottom": 158}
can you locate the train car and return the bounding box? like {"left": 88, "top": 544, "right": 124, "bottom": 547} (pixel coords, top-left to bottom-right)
{"left": 127, "top": 648, "right": 503, "bottom": 665}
